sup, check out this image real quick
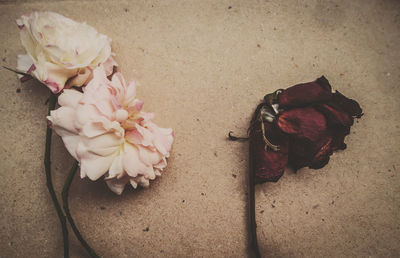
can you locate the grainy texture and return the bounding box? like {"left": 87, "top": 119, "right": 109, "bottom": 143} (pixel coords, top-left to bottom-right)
{"left": 0, "top": 0, "right": 399, "bottom": 257}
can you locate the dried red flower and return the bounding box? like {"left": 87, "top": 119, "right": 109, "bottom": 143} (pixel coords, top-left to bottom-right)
{"left": 228, "top": 76, "right": 362, "bottom": 258}
{"left": 250, "top": 76, "right": 362, "bottom": 183}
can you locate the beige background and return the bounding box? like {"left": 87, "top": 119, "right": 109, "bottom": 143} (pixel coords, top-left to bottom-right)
{"left": 1, "top": 0, "right": 399, "bottom": 257}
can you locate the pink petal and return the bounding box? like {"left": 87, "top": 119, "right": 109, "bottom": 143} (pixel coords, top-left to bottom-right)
{"left": 103, "top": 55, "right": 118, "bottom": 76}
{"left": 122, "top": 143, "right": 154, "bottom": 178}
{"left": 79, "top": 133, "right": 122, "bottom": 156}
{"left": 125, "top": 129, "right": 144, "bottom": 145}
{"left": 105, "top": 176, "right": 130, "bottom": 195}
{"left": 137, "top": 145, "right": 163, "bottom": 167}
{"left": 58, "top": 89, "right": 83, "bottom": 108}
{"left": 135, "top": 100, "right": 144, "bottom": 112}
{"left": 44, "top": 79, "right": 60, "bottom": 94}
{"left": 77, "top": 142, "right": 117, "bottom": 180}
{"left": 47, "top": 107, "right": 79, "bottom": 135}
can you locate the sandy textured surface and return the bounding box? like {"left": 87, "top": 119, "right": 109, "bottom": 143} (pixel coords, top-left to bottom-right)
{"left": 1, "top": 0, "right": 399, "bottom": 257}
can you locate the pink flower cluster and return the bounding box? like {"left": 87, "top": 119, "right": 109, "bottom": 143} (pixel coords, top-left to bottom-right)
{"left": 48, "top": 67, "right": 174, "bottom": 194}
{"left": 16, "top": 12, "right": 174, "bottom": 194}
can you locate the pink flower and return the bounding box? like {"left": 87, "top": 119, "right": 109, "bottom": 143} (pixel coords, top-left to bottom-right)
{"left": 47, "top": 66, "right": 174, "bottom": 194}
{"left": 16, "top": 12, "right": 117, "bottom": 93}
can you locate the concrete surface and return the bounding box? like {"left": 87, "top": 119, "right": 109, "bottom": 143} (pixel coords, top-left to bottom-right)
{"left": 1, "top": 0, "right": 399, "bottom": 257}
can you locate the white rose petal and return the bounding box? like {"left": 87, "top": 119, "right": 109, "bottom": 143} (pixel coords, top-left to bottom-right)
{"left": 17, "top": 11, "right": 117, "bottom": 93}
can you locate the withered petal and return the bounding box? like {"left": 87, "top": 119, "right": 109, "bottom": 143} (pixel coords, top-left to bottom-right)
{"left": 276, "top": 106, "right": 341, "bottom": 170}
{"left": 329, "top": 127, "right": 349, "bottom": 151}
{"left": 287, "top": 133, "right": 333, "bottom": 170}
{"left": 250, "top": 122, "right": 288, "bottom": 184}
{"left": 277, "top": 107, "right": 328, "bottom": 142}
{"left": 309, "top": 137, "right": 334, "bottom": 169}
{"left": 315, "top": 104, "right": 353, "bottom": 127}
{"left": 331, "top": 90, "right": 363, "bottom": 118}
{"left": 278, "top": 76, "right": 332, "bottom": 108}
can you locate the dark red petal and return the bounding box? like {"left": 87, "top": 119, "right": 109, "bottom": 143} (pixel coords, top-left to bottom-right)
{"left": 315, "top": 104, "right": 353, "bottom": 127}
{"left": 287, "top": 137, "right": 314, "bottom": 169}
{"left": 276, "top": 107, "right": 337, "bottom": 170}
{"left": 309, "top": 137, "right": 334, "bottom": 169}
{"left": 331, "top": 91, "right": 363, "bottom": 118}
{"left": 330, "top": 127, "right": 348, "bottom": 151}
{"left": 250, "top": 122, "right": 288, "bottom": 183}
{"left": 277, "top": 107, "right": 327, "bottom": 142}
{"left": 287, "top": 133, "right": 333, "bottom": 170}
{"left": 279, "top": 107, "right": 354, "bottom": 170}
{"left": 278, "top": 76, "right": 332, "bottom": 108}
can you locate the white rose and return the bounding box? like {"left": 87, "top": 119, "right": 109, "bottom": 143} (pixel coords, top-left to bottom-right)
{"left": 16, "top": 11, "right": 117, "bottom": 93}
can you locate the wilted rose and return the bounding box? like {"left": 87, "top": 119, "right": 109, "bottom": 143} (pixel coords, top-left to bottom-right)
{"left": 251, "top": 76, "right": 362, "bottom": 183}
{"left": 17, "top": 11, "right": 116, "bottom": 93}
{"left": 47, "top": 66, "right": 174, "bottom": 194}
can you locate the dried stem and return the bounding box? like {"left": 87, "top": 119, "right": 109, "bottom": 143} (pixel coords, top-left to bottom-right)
{"left": 248, "top": 103, "right": 265, "bottom": 257}
{"left": 62, "top": 162, "right": 100, "bottom": 258}
{"left": 44, "top": 93, "right": 69, "bottom": 258}
{"left": 228, "top": 131, "right": 249, "bottom": 141}
{"left": 249, "top": 152, "right": 261, "bottom": 258}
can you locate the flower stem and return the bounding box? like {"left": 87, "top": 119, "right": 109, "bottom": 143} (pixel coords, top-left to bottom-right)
{"left": 228, "top": 131, "right": 249, "bottom": 141}
{"left": 44, "top": 93, "right": 69, "bottom": 258}
{"left": 248, "top": 103, "right": 263, "bottom": 258}
{"left": 249, "top": 153, "right": 261, "bottom": 258}
{"left": 62, "top": 161, "right": 100, "bottom": 258}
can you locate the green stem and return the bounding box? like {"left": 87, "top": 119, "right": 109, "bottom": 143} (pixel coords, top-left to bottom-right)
{"left": 3, "top": 65, "right": 31, "bottom": 76}
{"left": 62, "top": 162, "right": 100, "bottom": 258}
{"left": 44, "top": 93, "right": 69, "bottom": 258}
